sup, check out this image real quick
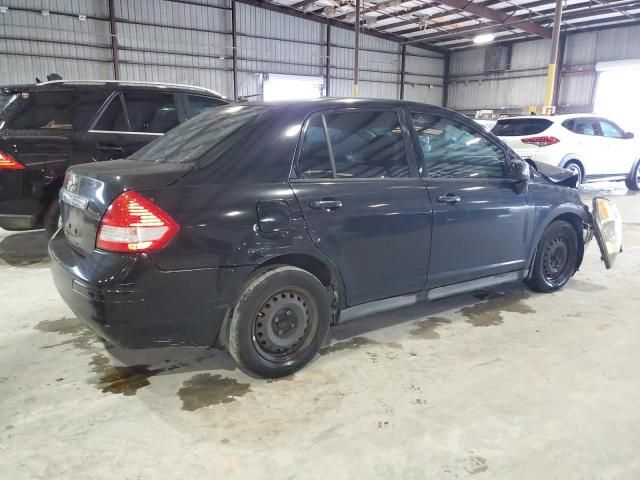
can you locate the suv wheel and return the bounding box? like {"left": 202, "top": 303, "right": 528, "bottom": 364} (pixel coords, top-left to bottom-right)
{"left": 527, "top": 220, "right": 579, "bottom": 293}
{"left": 43, "top": 200, "right": 61, "bottom": 238}
{"left": 625, "top": 161, "right": 640, "bottom": 191}
{"left": 564, "top": 161, "right": 583, "bottom": 185}
{"left": 227, "top": 265, "right": 331, "bottom": 378}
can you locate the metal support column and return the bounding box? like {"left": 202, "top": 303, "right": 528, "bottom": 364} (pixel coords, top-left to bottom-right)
{"left": 553, "top": 33, "right": 567, "bottom": 107}
{"left": 108, "top": 0, "right": 120, "bottom": 80}
{"left": 442, "top": 52, "right": 450, "bottom": 108}
{"left": 325, "top": 24, "right": 331, "bottom": 96}
{"left": 232, "top": 0, "right": 239, "bottom": 100}
{"left": 353, "top": 0, "right": 360, "bottom": 97}
{"left": 544, "top": 0, "right": 564, "bottom": 108}
{"left": 399, "top": 44, "right": 406, "bottom": 100}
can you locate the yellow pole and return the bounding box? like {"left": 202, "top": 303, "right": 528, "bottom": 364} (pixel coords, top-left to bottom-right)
{"left": 545, "top": 0, "right": 563, "bottom": 108}
{"left": 544, "top": 63, "right": 557, "bottom": 107}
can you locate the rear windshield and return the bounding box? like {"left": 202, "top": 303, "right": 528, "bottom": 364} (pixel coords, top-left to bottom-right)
{"left": 0, "top": 93, "right": 17, "bottom": 115}
{"left": 491, "top": 118, "right": 553, "bottom": 136}
{"left": 0, "top": 90, "right": 109, "bottom": 131}
{"left": 131, "top": 105, "right": 266, "bottom": 164}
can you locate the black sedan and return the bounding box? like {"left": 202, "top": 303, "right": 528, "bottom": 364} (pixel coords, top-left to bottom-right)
{"left": 49, "top": 99, "right": 621, "bottom": 378}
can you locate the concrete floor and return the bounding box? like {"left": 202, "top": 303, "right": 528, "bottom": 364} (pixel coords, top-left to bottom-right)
{"left": 1, "top": 183, "right": 639, "bottom": 480}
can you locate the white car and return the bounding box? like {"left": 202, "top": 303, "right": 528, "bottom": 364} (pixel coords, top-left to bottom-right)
{"left": 492, "top": 114, "right": 640, "bottom": 190}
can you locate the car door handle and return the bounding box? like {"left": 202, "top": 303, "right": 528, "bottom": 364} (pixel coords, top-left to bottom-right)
{"left": 310, "top": 199, "right": 343, "bottom": 210}
{"left": 437, "top": 193, "right": 461, "bottom": 204}
{"left": 97, "top": 144, "right": 124, "bottom": 153}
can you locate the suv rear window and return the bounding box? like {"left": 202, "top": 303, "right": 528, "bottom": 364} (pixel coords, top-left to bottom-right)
{"left": 131, "top": 105, "right": 266, "bottom": 165}
{"left": 1, "top": 90, "right": 109, "bottom": 131}
{"left": 0, "top": 92, "right": 17, "bottom": 115}
{"left": 491, "top": 118, "right": 553, "bottom": 136}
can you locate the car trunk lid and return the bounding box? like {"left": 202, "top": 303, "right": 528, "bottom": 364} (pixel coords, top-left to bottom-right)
{"left": 59, "top": 159, "right": 192, "bottom": 253}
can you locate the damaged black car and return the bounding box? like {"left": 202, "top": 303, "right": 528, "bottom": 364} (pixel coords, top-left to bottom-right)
{"left": 49, "top": 99, "right": 622, "bottom": 378}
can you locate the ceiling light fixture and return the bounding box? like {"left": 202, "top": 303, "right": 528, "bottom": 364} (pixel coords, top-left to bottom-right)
{"left": 473, "top": 33, "right": 495, "bottom": 44}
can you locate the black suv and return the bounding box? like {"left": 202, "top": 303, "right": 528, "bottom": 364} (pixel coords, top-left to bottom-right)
{"left": 0, "top": 80, "right": 228, "bottom": 235}
{"left": 49, "top": 99, "right": 620, "bottom": 378}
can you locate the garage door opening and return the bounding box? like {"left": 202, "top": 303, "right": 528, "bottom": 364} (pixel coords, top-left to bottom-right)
{"left": 263, "top": 74, "right": 324, "bottom": 101}
{"left": 594, "top": 60, "right": 640, "bottom": 136}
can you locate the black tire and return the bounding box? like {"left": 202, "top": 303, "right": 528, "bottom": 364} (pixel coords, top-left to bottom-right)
{"left": 43, "top": 200, "right": 61, "bottom": 238}
{"left": 564, "top": 161, "right": 583, "bottom": 186}
{"left": 625, "top": 161, "right": 640, "bottom": 191}
{"left": 527, "top": 220, "right": 579, "bottom": 293}
{"left": 227, "top": 265, "right": 331, "bottom": 378}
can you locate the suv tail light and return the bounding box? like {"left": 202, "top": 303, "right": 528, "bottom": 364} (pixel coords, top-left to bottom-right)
{"left": 0, "top": 150, "right": 25, "bottom": 170}
{"left": 521, "top": 136, "right": 560, "bottom": 147}
{"left": 96, "top": 191, "right": 179, "bottom": 253}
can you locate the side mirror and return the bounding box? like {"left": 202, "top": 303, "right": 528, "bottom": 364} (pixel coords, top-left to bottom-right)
{"left": 507, "top": 158, "right": 531, "bottom": 182}
{"left": 624, "top": 131, "right": 634, "bottom": 139}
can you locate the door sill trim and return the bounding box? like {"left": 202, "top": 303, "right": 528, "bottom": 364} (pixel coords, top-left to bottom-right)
{"left": 336, "top": 270, "right": 528, "bottom": 324}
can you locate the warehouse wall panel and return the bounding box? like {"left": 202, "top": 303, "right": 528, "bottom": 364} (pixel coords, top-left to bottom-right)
{"left": 0, "top": 0, "right": 444, "bottom": 103}
{"left": 449, "top": 24, "right": 640, "bottom": 113}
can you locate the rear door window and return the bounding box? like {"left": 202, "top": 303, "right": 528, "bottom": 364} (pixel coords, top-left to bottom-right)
{"left": 185, "top": 95, "right": 226, "bottom": 118}
{"left": 3, "top": 90, "right": 109, "bottom": 131}
{"left": 297, "top": 110, "right": 410, "bottom": 179}
{"left": 491, "top": 118, "right": 553, "bottom": 136}
{"left": 93, "top": 94, "right": 128, "bottom": 131}
{"left": 122, "top": 91, "right": 179, "bottom": 133}
{"left": 566, "top": 118, "right": 600, "bottom": 136}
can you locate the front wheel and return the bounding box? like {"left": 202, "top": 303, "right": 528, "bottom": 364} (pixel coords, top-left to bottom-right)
{"left": 527, "top": 220, "right": 579, "bottom": 293}
{"left": 227, "top": 266, "right": 331, "bottom": 378}
{"left": 625, "top": 161, "right": 640, "bottom": 191}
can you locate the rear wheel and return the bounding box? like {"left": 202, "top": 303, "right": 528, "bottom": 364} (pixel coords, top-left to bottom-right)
{"left": 527, "top": 220, "right": 579, "bottom": 293}
{"left": 625, "top": 161, "right": 640, "bottom": 191}
{"left": 43, "top": 200, "right": 61, "bottom": 238}
{"left": 227, "top": 265, "right": 331, "bottom": 378}
{"left": 564, "top": 161, "right": 583, "bottom": 186}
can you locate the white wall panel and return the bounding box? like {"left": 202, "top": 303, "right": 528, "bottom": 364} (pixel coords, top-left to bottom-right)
{"left": 449, "top": 24, "right": 640, "bottom": 112}
{"left": 0, "top": 0, "right": 443, "bottom": 102}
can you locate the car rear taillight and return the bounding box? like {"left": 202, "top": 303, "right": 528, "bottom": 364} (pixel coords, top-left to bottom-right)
{"left": 96, "top": 191, "right": 179, "bottom": 253}
{"left": 521, "top": 136, "right": 560, "bottom": 147}
{"left": 0, "top": 150, "right": 25, "bottom": 170}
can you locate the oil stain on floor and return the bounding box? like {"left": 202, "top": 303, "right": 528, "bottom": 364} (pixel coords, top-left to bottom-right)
{"left": 460, "top": 291, "right": 534, "bottom": 327}
{"left": 178, "top": 373, "right": 252, "bottom": 411}
{"left": 410, "top": 317, "right": 452, "bottom": 340}
{"left": 90, "top": 353, "right": 161, "bottom": 396}
{"left": 35, "top": 317, "right": 98, "bottom": 350}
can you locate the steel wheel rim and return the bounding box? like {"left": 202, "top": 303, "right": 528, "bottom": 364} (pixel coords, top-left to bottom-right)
{"left": 542, "top": 236, "right": 570, "bottom": 285}
{"left": 252, "top": 288, "right": 318, "bottom": 364}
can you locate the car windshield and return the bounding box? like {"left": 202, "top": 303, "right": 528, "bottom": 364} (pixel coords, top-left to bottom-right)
{"left": 130, "top": 105, "right": 267, "bottom": 164}
{"left": 491, "top": 118, "right": 553, "bottom": 136}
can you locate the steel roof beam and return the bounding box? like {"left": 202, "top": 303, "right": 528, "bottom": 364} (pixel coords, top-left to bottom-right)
{"left": 430, "top": 0, "right": 552, "bottom": 38}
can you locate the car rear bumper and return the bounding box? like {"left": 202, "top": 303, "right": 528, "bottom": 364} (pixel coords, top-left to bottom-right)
{"left": 49, "top": 231, "right": 253, "bottom": 348}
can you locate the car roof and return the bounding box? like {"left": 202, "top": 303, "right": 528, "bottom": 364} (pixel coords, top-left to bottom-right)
{"left": 240, "top": 97, "right": 457, "bottom": 117}
{"left": 497, "top": 113, "right": 598, "bottom": 122}
{"left": 1, "top": 80, "right": 227, "bottom": 99}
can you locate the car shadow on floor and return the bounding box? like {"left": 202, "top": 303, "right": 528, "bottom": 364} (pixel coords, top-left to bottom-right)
{"left": 102, "top": 282, "right": 533, "bottom": 379}
{"left": 0, "top": 230, "right": 49, "bottom": 266}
